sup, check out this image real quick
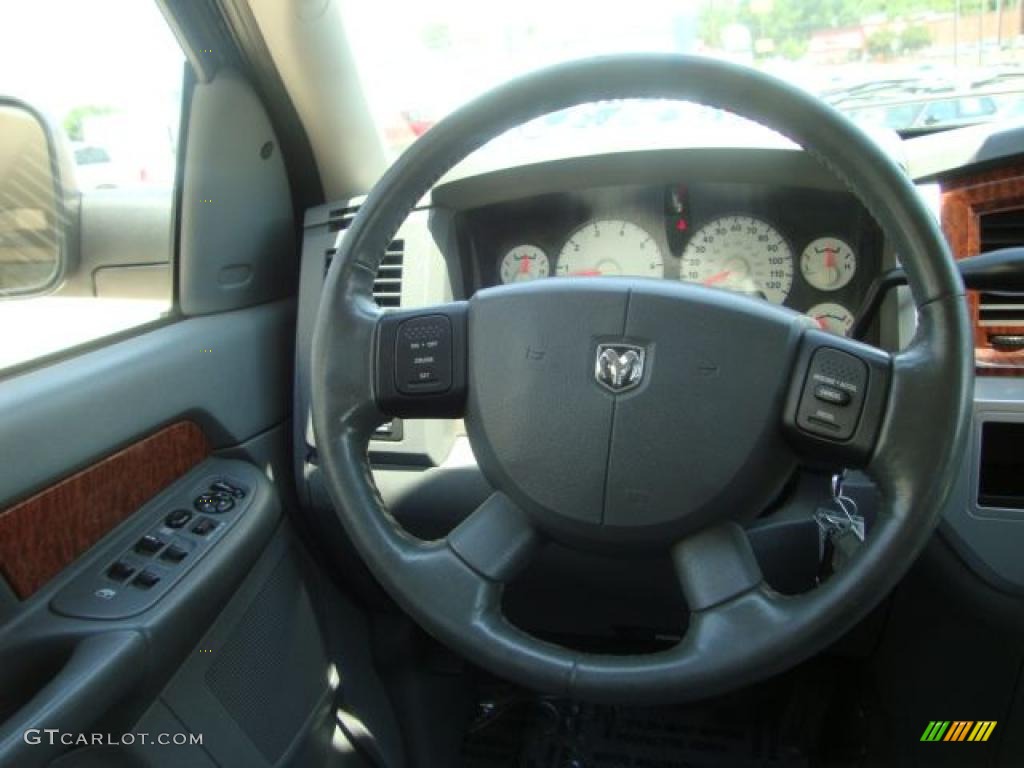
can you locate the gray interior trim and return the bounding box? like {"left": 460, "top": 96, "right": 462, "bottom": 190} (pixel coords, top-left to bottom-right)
{"left": 0, "top": 299, "right": 294, "bottom": 509}
{"left": 0, "top": 578, "right": 20, "bottom": 630}
{"left": 906, "top": 120, "right": 1024, "bottom": 182}
{"left": 178, "top": 68, "right": 296, "bottom": 316}
{"left": 941, "top": 377, "right": 1024, "bottom": 594}
{"left": 430, "top": 148, "right": 844, "bottom": 211}
{"left": 0, "top": 458, "right": 281, "bottom": 768}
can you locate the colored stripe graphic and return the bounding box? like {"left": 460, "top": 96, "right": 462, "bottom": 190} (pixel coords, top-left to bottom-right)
{"left": 969, "top": 722, "right": 997, "bottom": 742}
{"left": 921, "top": 721, "right": 950, "bottom": 741}
{"left": 945, "top": 721, "right": 973, "bottom": 741}
{"left": 920, "top": 720, "right": 996, "bottom": 742}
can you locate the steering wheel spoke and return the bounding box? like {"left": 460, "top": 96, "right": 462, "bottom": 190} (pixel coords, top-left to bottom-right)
{"left": 375, "top": 302, "right": 469, "bottom": 418}
{"left": 671, "top": 522, "right": 764, "bottom": 612}
{"left": 782, "top": 328, "right": 893, "bottom": 469}
{"left": 448, "top": 491, "right": 540, "bottom": 583}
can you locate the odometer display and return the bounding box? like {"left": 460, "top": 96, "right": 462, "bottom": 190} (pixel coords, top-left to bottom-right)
{"left": 680, "top": 215, "right": 794, "bottom": 304}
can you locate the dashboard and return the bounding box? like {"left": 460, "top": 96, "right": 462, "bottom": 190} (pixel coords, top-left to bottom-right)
{"left": 293, "top": 124, "right": 1024, "bottom": 639}
{"left": 454, "top": 177, "right": 883, "bottom": 338}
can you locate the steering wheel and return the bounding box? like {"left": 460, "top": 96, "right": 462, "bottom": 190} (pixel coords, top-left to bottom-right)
{"left": 311, "top": 55, "right": 972, "bottom": 703}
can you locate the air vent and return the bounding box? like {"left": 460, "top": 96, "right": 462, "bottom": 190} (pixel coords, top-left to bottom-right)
{"left": 327, "top": 205, "right": 360, "bottom": 233}
{"left": 323, "top": 202, "right": 404, "bottom": 308}
{"left": 979, "top": 209, "right": 1024, "bottom": 327}
{"left": 373, "top": 240, "right": 404, "bottom": 308}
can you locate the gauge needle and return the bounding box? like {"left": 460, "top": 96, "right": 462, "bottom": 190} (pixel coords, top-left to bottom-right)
{"left": 569, "top": 269, "right": 603, "bottom": 276}
{"left": 703, "top": 270, "right": 732, "bottom": 286}
{"left": 824, "top": 248, "right": 836, "bottom": 269}
{"left": 814, "top": 316, "right": 828, "bottom": 330}
{"left": 519, "top": 256, "right": 531, "bottom": 276}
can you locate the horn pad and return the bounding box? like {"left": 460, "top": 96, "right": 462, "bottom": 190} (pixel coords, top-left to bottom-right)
{"left": 464, "top": 278, "right": 804, "bottom": 549}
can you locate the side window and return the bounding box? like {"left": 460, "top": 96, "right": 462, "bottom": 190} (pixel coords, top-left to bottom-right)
{"left": 958, "top": 97, "right": 996, "bottom": 119}
{"left": 0, "top": 1, "right": 184, "bottom": 372}
{"left": 921, "top": 99, "right": 957, "bottom": 124}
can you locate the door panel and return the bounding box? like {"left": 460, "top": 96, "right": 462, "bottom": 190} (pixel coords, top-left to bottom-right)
{"left": 0, "top": 4, "right": 385, "bottom": 762}
{"left": 0, "top": 421, "right": 209, "bottom": 599}
{"left": 0, "top": 299, "right": 294, "bottom": 510}
{"left": 0, "top": 458, "right": 282, "bottom": 768}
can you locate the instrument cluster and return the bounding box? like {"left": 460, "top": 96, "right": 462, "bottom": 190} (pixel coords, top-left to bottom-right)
{"left": 463, "top": 182, "right": 882, "bottom": 336}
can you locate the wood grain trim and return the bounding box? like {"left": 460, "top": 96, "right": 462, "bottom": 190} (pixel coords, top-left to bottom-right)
{"left": 941, "top": 163, "right": 1024, "bottom": 376}
{"left": 0, "top": 421, "right": 209, "bottom": 599}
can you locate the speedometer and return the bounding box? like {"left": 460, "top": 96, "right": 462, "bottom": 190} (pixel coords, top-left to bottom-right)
{"left": 680, "top": 216, "right": 794, "bottom": 304}
{"left": 556, "top": 220, "right": 664, "bottom": 278}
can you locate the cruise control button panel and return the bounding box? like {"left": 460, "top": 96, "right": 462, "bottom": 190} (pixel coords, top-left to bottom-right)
{"left": 395, "top": 315, "right": 453, "bottom": 394}
{"left": 51, "top": 468, "right": 256, "bottom": 620}
{"left": 796, "top": 347, "right": 868, "bottom": 441}
{"left": 784, "top": 331, "right": 891, "bottom": 467}
{"left": 376, "top": 304, "right": 468, "bottom": 418}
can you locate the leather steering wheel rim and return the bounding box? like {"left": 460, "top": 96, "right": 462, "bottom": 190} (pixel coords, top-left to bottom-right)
{"left": 311, "top": 54, "right": 973, "bottom": 704}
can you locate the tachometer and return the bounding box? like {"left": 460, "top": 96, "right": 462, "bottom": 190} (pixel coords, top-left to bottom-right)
{"left": 680, "top": 215, "right": 793, "bottom": 304}
{"left": 556, "top": 220, "right": 664, "bottom": 278}
{"left": 500, "top": 245, "right": 549, "bottom": 283}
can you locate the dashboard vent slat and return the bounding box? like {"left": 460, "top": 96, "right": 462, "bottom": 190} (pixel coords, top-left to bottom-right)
{"left": 373, "top": 239, "right": 404, "bottom": 308}
{"left": 324, "top": 204, "right": 404, "bottom": 308}
{"left": 979, "top": 209, "right": 1024, "bottom": 326}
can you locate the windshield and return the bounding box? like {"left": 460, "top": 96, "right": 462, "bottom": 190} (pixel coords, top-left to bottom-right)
{"left": 341, "top": 0, "right": 1024, "bottom": 163}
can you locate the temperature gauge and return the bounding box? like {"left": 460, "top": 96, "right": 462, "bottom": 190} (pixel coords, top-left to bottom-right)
{"left": 801, "top": 238, "right": 856, "bottom": 291}
{"left": 500, "top": 245, "right": 550, "bottom": 283}
{"left": 807, "top": 302, "right": 855, "bottom": 336}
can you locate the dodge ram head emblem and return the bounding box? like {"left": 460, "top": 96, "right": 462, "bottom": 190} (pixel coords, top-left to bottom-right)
{"left": 595, "top": 344, "right": 646, "bottom": 393}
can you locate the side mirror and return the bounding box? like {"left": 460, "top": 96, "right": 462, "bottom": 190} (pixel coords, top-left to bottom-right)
{"left": 0, "top": 98, "right": 74, "bottom": 297}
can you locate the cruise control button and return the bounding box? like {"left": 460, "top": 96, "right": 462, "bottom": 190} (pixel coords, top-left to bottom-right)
{"left": 796, "top": 347, "right": 868, "bottom": 441}
{"left": 165, "top": 509, "right": 193, "bottom": 529}
{"left": 106, "top": 561, "right": 135, "bottom": 582}
{"left": 814, "top": 385, "right": 850, "bottom": 406}
{"left": 395, "top": 315, "right": 453, "bottom": 395}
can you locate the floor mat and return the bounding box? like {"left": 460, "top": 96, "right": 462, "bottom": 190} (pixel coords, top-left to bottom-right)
{"left": 464, "top": 696, "right": 811, "bottom": 768}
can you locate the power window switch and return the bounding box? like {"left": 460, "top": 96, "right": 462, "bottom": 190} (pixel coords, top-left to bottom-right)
{"left": 160, "top": 544, "right": 188, "bottom": 563}
{"left": 106, "top": 561, "right": 135, "bottom": 582}
{"left": 135, "top": 534, "right": 165, "bottom": 555}
{"left": 132, "top": 569, "right": 160, "bottom": 589}
{"left": 191, "top": 517, "right": 218, "bottom": 536}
